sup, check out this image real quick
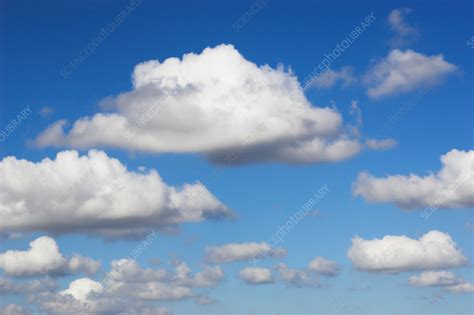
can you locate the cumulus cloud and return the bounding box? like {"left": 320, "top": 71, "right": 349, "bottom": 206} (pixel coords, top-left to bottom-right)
{"left": 239, "top": 267, "right": 274, "bottom": 285}
{"left": 364, "top": 49, "right": 456, "bottom": 99}
{"left": 38, "top": 258, "right": 222, "bottom": 314}
{"left": 276, "top": 263, "right": 319, "bottom": 287}
{"left": 409, "top": 271, "right": 460, "bottom": 287}
{"left": 388, "top": 8, "right": 418, "bottom": 48}
{"left": 0, "top": 236, "right": 100, "bottom": 277}
{"left": 444, "top": 282, "right": 474, "bottom": 294}
{"left": 409, "top": 271, "right": 474, "bottom": 294}
{"left": 308, "top": 257, "right": 340, "bottom": 276}
{"left": 204, "top": 242, "right": 286, "bottom": 263}
{"left": 307, "top": 67, "right": 355, "bottom": 89}
{"left": 0, "top": 150, "right": 231, "bottom": 238}
{"left": 274, "top": 257, "right": 340, "bottom": 287}
{"left": 347, "top": 230, "right": 468, "bottom": 273}
{"left": 34, "top": 44, "right": 361, "bottom": 165}
{"left": 366, "top": 138, "right": 397, "bottom": 150}
{"left": 352, "top": 149, "right": 474, "bottom": 210}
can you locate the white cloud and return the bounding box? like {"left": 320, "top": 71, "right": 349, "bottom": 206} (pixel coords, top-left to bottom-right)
{"left": 366, "top": 138, "right": 397, "bottom": 150}
{"left": 347, "top": 230, "right": 468, "bottom": 273}
{"left": 204, "top": 242, "right": 286, "bottom": 263}
{"left": 276, "top": 263, "right": 319, "bottom": 287}
{"left": 239, "top": 267, "right": 274, "bottom": 284}
{"left": 68, "top": 255, "right": 101, "bottom": 275}
{"left": 409, "top": 271, "right": 460, "bottom": 287}
{"left": 388, "top": 8, "right": 418, "bottom": 48}
{"left": 60, "top": 278, "right": 103, "bottom": 301}
{"left": 308, "top": 257, "right": 340, "bottom": 276}
{"left": 444, "top": 282, "right": 474, "bottom": 294}
{"left": 34, "top": 44, "right": 361, "bottom": 165}
{"left": 0, "top": 236, "right": 100, "bottom": 277}
{"left": 38, "top": 258, "right": 221, "bottom": 314}
{"left": 0, "top": 150, "right": 231, "bottom": 238}
{"left": 352, "top": 149, "right": 474, "bottom": 209}
{"left": 364, "top": 49, "right": 456, "bottom": 99}
{"left": 409, "top": 271, "right": 474, "bottom": 294}
{"left": 308, "top": 67, "right": 355, "bottom": 89}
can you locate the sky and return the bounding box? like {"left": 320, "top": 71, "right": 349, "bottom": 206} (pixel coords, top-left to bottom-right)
{"left": 0, "top": 0, "right": 473, "bottom": 314}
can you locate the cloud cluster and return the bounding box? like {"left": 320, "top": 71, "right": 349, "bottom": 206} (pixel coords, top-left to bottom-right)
{"left": 275, "top": 257, "right": 340, "bottom": 287}
{"left": 353, "top": 149, "right": 474, "bottom": 210}
{"left": 0, "top": 236, "right": 100, "bottom": 277}
{"left": 364, "top": 49, "right": 456, "bottom": 98}
{"left": 204, "top": 242, "right": 286, "bottom": 263}
{"left": 409, "top": 270, "right": 474, "bottom": 294}
{"left": 0, "top": 150, "right": 231, "bottom": 238}
{"left": 347, "top": 230, "right": 467, "bottom": 273}
{"left": 34, "top": 44, "right": 361, "bottom": 165}
{"left": 37, "top": 258, "right": 221, "bottom": 314}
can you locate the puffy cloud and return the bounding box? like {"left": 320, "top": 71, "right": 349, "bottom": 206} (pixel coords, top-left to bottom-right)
{"left": 0, "top": 236, "right": 100, "bottom": 277}
{"left": 365, "top": 138, "right": 397, "bottom": 150}
{"left": 409, "top": 271, "right": 474, "bottom": 294}
{"left": 352, "top": 149, "right": 474, "bottom": 210}
{"left": 388, "top": 8, "right": 418, "bottom": 48}
{"left": 307, "top": 67, "right": 355, "bottom": 89}
{"left": 409, "top": 271, "right": 460, "bottom": 287}
{"left": 364, "top": 49, "right": 456, "bottom": 99}
{"left": 308, "top": 257, "right": 340, "bottom": 276}
{"left": 276, "top": 263, "right": 319, "bottom": 287}
{"left": 0, "top": 305, "right": 28, "bottom": 315}
{"left": 347, "top": 230, "right": 468, "bottom": 273}
{"left": 36, "top": 258, "right": 221, "bottom": 314}
{"left": 59, "top": 278, "right": 103, "bottom": 301}
{"left": 0, "top": 150, "right": 231, "bottom": 238}
{"left": 275, "top": 256, "right": 340, "bottom": 287}
{"left": 239, "top": 267, "right": 274, "bottom": 285}
{"left": 34, "top": 44, "right": 361, "bottom": 165}
{"left": 68, "top": 255, "right": 101, "bottom": 275}
{"left": 204, "top": 242, "right": 286, "bottom": 263}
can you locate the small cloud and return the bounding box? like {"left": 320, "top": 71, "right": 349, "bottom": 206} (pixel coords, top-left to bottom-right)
{"left": 39, "top": 106, "right": 55, "bottom": 118}
{"left": 308, "top": 67, "right": 355, "bottom": 89}
{"left": 388, "top": 8, "right": 419, "bottom": 48}
{"left": 366, "top": 138, "right": 397, "bottom": 150}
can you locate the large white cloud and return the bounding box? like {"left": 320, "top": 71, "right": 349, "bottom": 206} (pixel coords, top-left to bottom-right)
{"left": 0, "top": 236, "right": 100, "bottom": 277}
{"left": 239, "top": 267, "right": 273, "bottom": 285}
{"left": 352, "top": 149, "right": 474, "bottom": 210}
{"left": 34, "top": 44, "right": 361, "bottom": 165}
{"left": 364, "top": 49, "right": 456, "bottom": 99}
{"left": 0, "top": 150, "right": 231, "bottom": 238}
{"left": 347, "top": 230, "right": 468, "bottom": 273}
{"left": 204, "top": 242, "right": 286, "bottom": 263}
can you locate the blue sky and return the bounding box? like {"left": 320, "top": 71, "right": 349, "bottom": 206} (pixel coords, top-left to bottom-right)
{"left": 0, "top": 0, "right": 473, "bottom": 314}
